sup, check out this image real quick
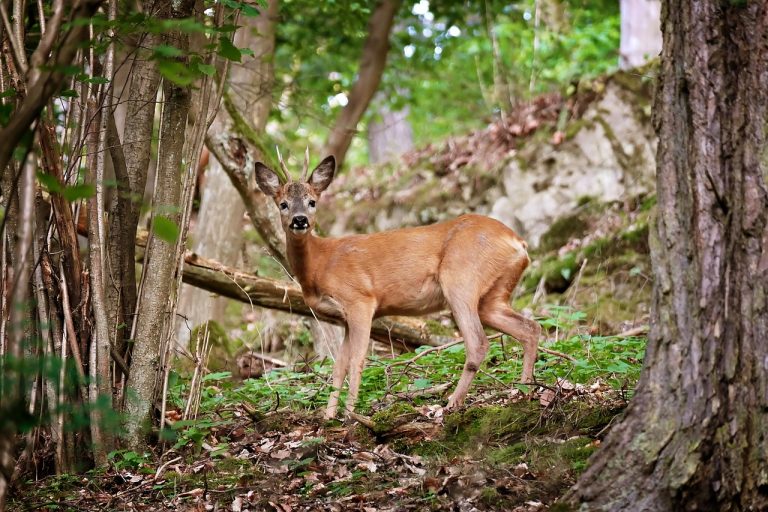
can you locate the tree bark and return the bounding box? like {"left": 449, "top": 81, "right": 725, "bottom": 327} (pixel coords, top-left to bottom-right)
{"left": 367, "top": 101, "right": 413, "bottom": 164}
{"left": 123, "top": 1, "right": 195, "bottom": 449}
{"left": 564, "top": 1, "right": 768, "bottom": 510}
{"left": 111, "top": 24, "right": 162, "bottom": 370}
{"left": 0, "top": 155, "right": 35, "bottom": 512}
{"left": 323, "top": 0, "right": 401, "bottom": 169}
{"left": 177, "top": 0, "right": 279, "bottom": 348}
{"left": 205, "top": 133, "right": 287, "bottom": 266}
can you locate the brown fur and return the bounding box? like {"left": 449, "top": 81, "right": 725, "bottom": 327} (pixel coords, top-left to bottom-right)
{"left": 255, "top": 156, "right": 540, "bottom": 419}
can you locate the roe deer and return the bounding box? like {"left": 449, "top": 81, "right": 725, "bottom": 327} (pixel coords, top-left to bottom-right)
{"left": 254, "top": 152, "right": 540, "bottom": 419}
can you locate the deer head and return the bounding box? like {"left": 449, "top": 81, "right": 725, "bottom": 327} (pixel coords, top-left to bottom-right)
{"left": 254, "top": 151, "right": 336, "bottom": 237}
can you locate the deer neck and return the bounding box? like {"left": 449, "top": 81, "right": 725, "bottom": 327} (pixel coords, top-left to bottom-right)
{"left": 286, "top": 233, "right": 325, "bottom": 290}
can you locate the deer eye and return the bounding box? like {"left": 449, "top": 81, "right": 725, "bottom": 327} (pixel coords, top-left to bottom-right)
{"left": 308, "top": 199, "right": 316, "bottom": 208}
{"left": 279, "top": 202, "right": 288, "bottom": 210}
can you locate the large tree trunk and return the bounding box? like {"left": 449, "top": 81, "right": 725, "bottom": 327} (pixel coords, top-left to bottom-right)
{"left": 564, "top": 1, "right": 768, "bottom": 510}
{"left": 619, "top": 0, "right": 661, "bottom": 69}
{"left": 323, "top": 0, "right": 401, "bottom": 169}
{"left": 177, "top": 0, "right": 279, "bottom": 348}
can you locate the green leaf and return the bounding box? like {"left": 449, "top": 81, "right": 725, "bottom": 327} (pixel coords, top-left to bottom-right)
{"left": 62, "top": 183, "right": 95, "bottom": 201}
{"left": 203, "top": 371, "right": 232, "bottom": 381}
{"left": 153, "top": 216, "right": 180, "bottom": 243}
{"left": 413, "top": 378, "right": 431, "bottom": 390}
{"left": 157, "top": 60, "right": 197, "bottom": 86}
{"left": 221, "top": 0, "right": 261, "bottom": 16}
{"left": 196, "top": 62, "right": 216, "bottom": 76}
{"left": 217, "top": 36, "right": 241, "bottom": 62}
{"left": 59, "top": 89, "right": 79, "bottom": 98}
{"left": 153, "top": 44, "right": 185, "bottom": 58}
{"left": 36, "top": 172, "right": 63, "bottom": 194}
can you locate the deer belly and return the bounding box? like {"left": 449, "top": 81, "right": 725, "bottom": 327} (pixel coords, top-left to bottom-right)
{"left": 376, "top": 277, "right": 446, "bottom": 317}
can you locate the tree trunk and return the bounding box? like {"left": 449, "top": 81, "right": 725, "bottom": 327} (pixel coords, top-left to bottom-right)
{"left": 177, "top": 0, "right": 278, "bottom": 348}
{"left": 0, "top": 155, "right": 35, "bottom": 512}
{"left": 619, "top": 0, "right": 661, "bottom": 69}
{"left": 107, "top": 24, "right": 162, "bottom": 381}
{"left": 323, "top": 0, "right": 401, "bottom": 169}
{"left": 564, "top": 1, "right": 768, "bottom": 510}
{"left": 123, "top": 2, "right": 194, "bottom": 449}
{"left": 367, "top": 101, "right": 413, "bottom": 164}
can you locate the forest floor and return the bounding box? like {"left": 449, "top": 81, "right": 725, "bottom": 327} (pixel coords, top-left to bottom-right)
{"left": 11, "top": 183, "right": 653, "bottom": 512}
{"left": 12, "top": 323, "right": 643, "bottom": 511}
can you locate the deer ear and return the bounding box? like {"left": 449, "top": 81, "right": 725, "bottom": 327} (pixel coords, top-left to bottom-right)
{"left": 254, "top": 162, "right": 281, "bottom": 197}
{"left": 308, "top": 155, "right": 336, "bottom": 193}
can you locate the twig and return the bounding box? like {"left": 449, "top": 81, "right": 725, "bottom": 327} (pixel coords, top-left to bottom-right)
{"left": 240, "top": 351, "right": 288, "bottom": 367}
{"left": 347, "top": 411, "right": 375, "bottom": 429}
{"left": 389, "top": 333, "right": 504, "bottom": 368}
{"left": 539, "top": 346, "right": 577, "bottom": 362}
{"left": 153, "top": 456, "right": 182, "bottom": 481}
{"left": 616, "top": 325, "right": 649, "bottom": 337}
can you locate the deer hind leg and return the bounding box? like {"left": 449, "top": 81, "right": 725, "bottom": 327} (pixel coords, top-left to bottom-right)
{"left": 445, "top": 299, "right": 489, "bottom": 409}
{"left": 324, "top": 326, "right": 350, "bottom": 420}
{"left": 479, "top": 296, "right": 540, "bottom": 383}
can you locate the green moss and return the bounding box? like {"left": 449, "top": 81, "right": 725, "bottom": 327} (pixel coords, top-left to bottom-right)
{"left": 539, "top": 212, "right": 590, "bottom": 253}
{"left": 186, "top": 320, "right": 239, "bottom": 372}
{"left": 640, "top": 194, "right": 657, "bottom": 211}
{"left": 487, "top": 442, "right": 527, "bottom": 464}
{"left": 479, "top": 487, "right": 503, "bottom": 507}
{"left": 370, "top": 402, "right": 418, "bottom": 435}
{"left": 425, "top": 318, "right": 455, "bottom": 337}
{"left": 563, "top": 117, "right": 594, "bottom": 140}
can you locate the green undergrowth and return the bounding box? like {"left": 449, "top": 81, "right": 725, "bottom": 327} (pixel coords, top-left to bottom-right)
{"left": 167, "top": 314, "right": 644, "bottom": 422}
{"left": 15, "top": 306, "right": 644, "bottom": 511}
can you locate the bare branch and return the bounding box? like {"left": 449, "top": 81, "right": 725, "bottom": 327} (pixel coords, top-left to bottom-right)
{"left": 0, "top": 0, "right": 104, "bottom": 173}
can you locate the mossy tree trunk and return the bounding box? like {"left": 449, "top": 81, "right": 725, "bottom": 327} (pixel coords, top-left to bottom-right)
{"left": 564, "top": 1, "right": 768, "bottom": 510}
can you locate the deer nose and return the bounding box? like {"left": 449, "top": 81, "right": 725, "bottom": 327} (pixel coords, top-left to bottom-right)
{"left": 291, "top": 215, "right": 309, "bottom": 229}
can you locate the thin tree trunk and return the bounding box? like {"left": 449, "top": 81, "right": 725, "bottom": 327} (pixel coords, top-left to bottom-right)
{"left": 112, "top": 24, "right": 162, "bottom": 378}
{"left": 84, "top": 96, "right": 108, "bottom": 464}
{"left": 323, "top": 0, "right": 401, "bottom": 169}
{"left": 177, "top": 0, "right": 279, "bottom": 348}
{"left": 0, "top": 155, "right": 35, "bottom": 512}
{"left": 123, "top": 2, "right": 195, "bottom": 449}
{"left": 563, "top": 1, "right": 768, "bottom": 509}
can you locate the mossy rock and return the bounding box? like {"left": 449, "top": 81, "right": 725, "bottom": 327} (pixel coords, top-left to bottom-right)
{"left": 538, "top": 212, "right": 591, "bottom": 253}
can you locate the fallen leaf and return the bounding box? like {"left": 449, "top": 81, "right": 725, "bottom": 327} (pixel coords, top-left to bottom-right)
{"left": 539, "top": 388, "right": 556, "bottom": 407}
{"left": 270, "top": 449, "right": 291, "bottom": 460}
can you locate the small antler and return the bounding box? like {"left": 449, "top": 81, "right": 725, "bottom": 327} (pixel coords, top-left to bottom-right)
{"left": 300, "top": 146, "right": 310, "bottom": 182}
{"left": 274, "top": 146, "right": 290, "bottom": 184}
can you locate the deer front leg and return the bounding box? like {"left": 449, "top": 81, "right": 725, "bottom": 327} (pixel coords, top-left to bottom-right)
{"left": 343, "top": 307, "right": 374, "bottom": 417}
{"left": 324, "top": 327, "right": 350, "bottom": 420}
